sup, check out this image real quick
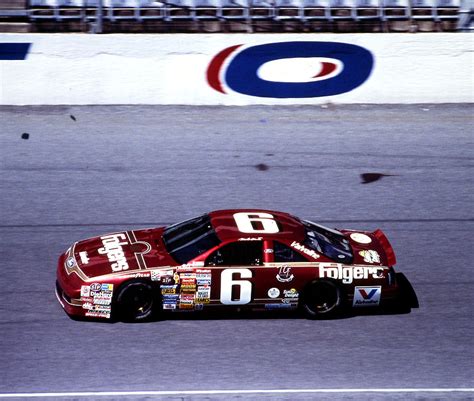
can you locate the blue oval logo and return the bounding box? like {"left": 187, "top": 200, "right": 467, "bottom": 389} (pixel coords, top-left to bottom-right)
{"left": 207, "top": 41, "right": 374, "bottom": 98}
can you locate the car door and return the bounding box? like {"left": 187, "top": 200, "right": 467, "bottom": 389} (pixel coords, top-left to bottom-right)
{"left": 204, "top": 240, "right": 264, "bottom": 307}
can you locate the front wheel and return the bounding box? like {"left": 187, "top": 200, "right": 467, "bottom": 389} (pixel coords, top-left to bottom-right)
{"left": 301, "top": 280, "right": 342, "bottom": 319}
{"left": 115, "top": 281, "right": 158, "bottom": 322}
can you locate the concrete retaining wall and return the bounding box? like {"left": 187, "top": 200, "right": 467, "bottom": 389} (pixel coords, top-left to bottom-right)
{"left": 1, "top": 33, "right": 472, "bottom": 105}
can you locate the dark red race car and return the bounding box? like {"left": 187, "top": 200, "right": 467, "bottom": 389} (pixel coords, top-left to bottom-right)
{"left": 56, "top": 209, "right": 416, "bottom": 322}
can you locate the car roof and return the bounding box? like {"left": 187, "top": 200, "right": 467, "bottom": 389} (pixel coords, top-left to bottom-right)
{"left": 208, "top": 209, "right": 306, "bottom": 243}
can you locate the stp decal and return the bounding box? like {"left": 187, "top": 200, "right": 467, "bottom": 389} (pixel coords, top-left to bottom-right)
{"left": 207, "top": 41, "right": 374, "bottom": 98}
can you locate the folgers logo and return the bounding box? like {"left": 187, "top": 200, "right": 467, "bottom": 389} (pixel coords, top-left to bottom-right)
{"left": 207, "top": 41, "right": 374, "bottom": 98}
{"left": 98, "top": 233, "right": 130, "bottom": 272}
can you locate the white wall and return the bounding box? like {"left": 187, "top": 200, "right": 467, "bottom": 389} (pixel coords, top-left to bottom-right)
{"left": 1, "top": 33, "right": 472, "bottom": 105}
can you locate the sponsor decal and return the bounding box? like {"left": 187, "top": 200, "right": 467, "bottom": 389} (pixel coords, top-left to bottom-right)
{"left": 350, "top": 233, "right": 372, "bottom": 244}
{"left": 66, "top": 257, "right": 75, "bottom": 268}
{"left": 85, "top": 311, "right": 111, "bottom": 318}
{"left": 276, "top": 265, "right": 294, "bottom": 283}
{"left": 163, "top": 294, "right": 179, "bottom": 301}
{"left": 181, "top": 278, "right": 196, "bottom": 285}
{"left": 353, "top": 286, "right": 381, "bottom": 307}
{"left": 283, "top": 288, "right": 299, "bottom": 299}
{"left": 82, "top": 302, "right": 93, "bottom": 310}
{"left": 93, "top": 297, "right": 112, "bottom": 306}
{"left": 319, "top": 263, "right": 384, "bottom": 284}
{"left": 181, "top": 288, "right": 196, "bottom": 295}
{"left": 196, "top": 286, "right": 211, "bottom": 298}
{"left": 163, "top": 303, "right": 177, "bottom": 310}
{"left": 207, "top": 42, "right": 374, "bottom": 98}
{"left": 179, "top": 293, "right": 195, "bottom": 309}
{"left": 161, "top": 285, "right": 178, "bottom": 295}
{"left": 174, "top": 273, "right": 180, "bottom": 284}
{"left": 282, "top": 288, "right": 299, "bottom": 304}
{"left": 238, "top": 237, "right": 263, "bottom": 241}
{"left": 101, "top": 284, "right": 113, "bottom": 292}
{"left": 264, "top": 303, "right": 293, "bottom": 310}
{"left": 123, "top": 272, "right": 150, "bottom": 279}
{"left": 98, "top": 233, "right": 130, "bottom": 272}
{"left": 84, "top": 304, "right": 112, "bottom": 318}
{"left": 359, "top": 250, "right": 381, "bottom": 264}
{"left": 80, "top": 285, "right": 90, "bottom": 297}
{"left": 180, "top": 272, "right": 197, "bottom": 279}
{"left": 197, "top": 270, "right": 212, "bottom": 285}
{"left": 79, "top": 251, "right": 90, "bottom": 265}
{"left": 161, "top": 275, "right": 174, "bottom": 284}
{"left": 92, "top": 292, "right": 113, "bottom": 300}
{"left": 290, "top": 241, "right": 320, "bottom": 260}
{"left": 178, "top": 261, "right": 204, "bottom": 270}
{"left": 150, "top": 270, "right": 173, "bottom": 284}
{"left": 195, "top": 303, "right": 204, "bottom": 311}
{"left": 88, "top": 282, "right": 114, "bottom": 307}
{"left": 163, "top": 294, "right": 179, "bottom": 304}
{"left": 264, "top": 249, "right": 274, "bottom": 254}
{"left": 267, "top": 287, "right": 280, "bottom": 298}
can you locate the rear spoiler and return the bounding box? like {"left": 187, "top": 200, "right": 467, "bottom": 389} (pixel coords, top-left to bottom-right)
{"left": 373, "top": 229, "right": 397, "bottom": 266}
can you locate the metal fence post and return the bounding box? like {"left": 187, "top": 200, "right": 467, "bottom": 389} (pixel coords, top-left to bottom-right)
{"left": 91, "top": 0, "right": 104, "bottom": 33}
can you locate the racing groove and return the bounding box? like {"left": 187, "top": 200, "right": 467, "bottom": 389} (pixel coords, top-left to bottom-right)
{"left": 0, "top": 105, "right": 473, "bottom": 400}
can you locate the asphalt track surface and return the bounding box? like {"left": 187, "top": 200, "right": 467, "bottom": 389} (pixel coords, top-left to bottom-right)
{"left": 0, "top": 104, "right": 473, "bottom": 401}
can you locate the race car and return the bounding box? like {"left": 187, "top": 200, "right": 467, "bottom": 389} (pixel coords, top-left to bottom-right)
{"left": 56, "top": 209, "right": 416, "bottom": 322}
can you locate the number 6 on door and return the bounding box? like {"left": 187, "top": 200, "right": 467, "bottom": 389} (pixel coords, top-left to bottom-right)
{"left": 220, "top": 268, "right": 252, "bottom": 305}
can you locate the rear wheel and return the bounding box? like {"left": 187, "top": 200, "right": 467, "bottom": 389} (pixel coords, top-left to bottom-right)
{"left": 115, "top": 281, "right": 158, "bottom": 322}
{"left": 301, "top": 280, "right": 342, "bottom": 319}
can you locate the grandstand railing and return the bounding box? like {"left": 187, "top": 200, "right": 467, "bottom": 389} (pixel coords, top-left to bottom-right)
{"left": 24, "top": 0, "right": 472, "bottom": 31}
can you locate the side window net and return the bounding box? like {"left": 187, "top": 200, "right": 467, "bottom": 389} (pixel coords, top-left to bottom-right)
{"left": 274, "top": 241, "right": 308, "bottom": 263}
{"left": 206, "top": 241, "right": 263, "bottom": 266}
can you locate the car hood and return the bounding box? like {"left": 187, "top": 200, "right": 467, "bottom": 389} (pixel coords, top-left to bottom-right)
{"left": 71, "top": 227, "right": 177, "bottom": 279}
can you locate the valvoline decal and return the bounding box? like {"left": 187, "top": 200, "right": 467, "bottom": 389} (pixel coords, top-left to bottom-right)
{"left": 206, "top": 41, "right": 374, "bottom": 98}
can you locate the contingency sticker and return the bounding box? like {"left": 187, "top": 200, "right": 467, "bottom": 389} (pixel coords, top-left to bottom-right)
{"left": 350, "top": 233, "right": 372, "bottom": 244}
{"left": 359, "top": 250, "right": 381, "bottom": 264}
{"left": 353, "top": 286, "right": 381, "bottom": 307}
{"left": 82, "top": 282, "right": 114, "bottom": 318}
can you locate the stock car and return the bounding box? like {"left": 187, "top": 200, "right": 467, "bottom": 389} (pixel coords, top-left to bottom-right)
{"left": 56, "top": 209, "right": 415, "bottom": 322}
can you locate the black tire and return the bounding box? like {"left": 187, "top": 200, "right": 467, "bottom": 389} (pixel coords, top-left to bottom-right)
{"left": 115, "top": 281, "right": 159, "bottom": 322}
{"left": 301, "top": 280, "right": 342, "bottom": 319}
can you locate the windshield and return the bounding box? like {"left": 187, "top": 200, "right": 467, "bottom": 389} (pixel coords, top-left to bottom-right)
{"left": 162, "top": 214, "right": 221, "bottom": 264}
{"left": 302, "top": 220, "right": 353, "bottom": 264}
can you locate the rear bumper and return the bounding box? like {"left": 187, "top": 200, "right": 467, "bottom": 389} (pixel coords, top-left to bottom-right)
{"left": 346, "top": 273, "right": 418, "bottom": 311}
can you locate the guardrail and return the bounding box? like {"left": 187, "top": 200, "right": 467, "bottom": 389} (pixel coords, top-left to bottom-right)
{"left": 1, "top": 0, "right": 471, "bottom": 32}
{"left": 23, "top": 0, "right": 468, "bottom": 32}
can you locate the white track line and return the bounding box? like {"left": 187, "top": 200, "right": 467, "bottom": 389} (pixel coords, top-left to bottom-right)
{"left": 0, "top": 389, "right": 473, "bottom": 398}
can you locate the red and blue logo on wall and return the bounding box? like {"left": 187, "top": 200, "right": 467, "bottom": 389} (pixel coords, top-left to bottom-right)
{"left": 207, "top": 41, "right": 374, "bottom": 99}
